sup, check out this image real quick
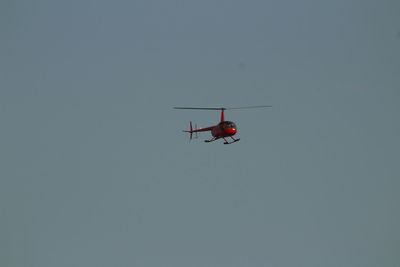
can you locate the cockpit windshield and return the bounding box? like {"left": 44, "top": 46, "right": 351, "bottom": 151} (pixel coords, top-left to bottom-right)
{"left": 220, "top": 121, "right": 236, "bottom": 129}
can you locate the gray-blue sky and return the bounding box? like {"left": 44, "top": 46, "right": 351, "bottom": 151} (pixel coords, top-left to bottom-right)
{"left": 1, "top": 0, "right": 399, "bottom": 266}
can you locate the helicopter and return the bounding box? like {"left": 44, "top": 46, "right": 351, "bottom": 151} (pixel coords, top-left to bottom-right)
{"left": 174, "top": 105, "right": 272, "bottom": 144}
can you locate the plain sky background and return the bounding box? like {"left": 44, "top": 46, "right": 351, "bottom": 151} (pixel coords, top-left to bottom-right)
{"left": 1, "top": 0, "right": 399, "bottom": 266}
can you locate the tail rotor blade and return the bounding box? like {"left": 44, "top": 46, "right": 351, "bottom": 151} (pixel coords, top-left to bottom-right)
{"left": 190, "top": 121, "right": 193, "bottom": 140}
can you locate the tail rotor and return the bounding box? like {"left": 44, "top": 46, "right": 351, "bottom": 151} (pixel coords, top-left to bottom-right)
{"left": 182, "top": 121, "right": 200, "bottom": 140}
{"left": 189, "top": 121, "right": 193, "bottom": 140}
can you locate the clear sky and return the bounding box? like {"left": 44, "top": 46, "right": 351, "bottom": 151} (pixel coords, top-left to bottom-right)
{"left": 1, "top": 0, "right": 399, "bottom": 266}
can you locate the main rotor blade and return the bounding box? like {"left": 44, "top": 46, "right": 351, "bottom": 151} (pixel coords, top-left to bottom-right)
{"left": 174, "top": 105, "right": 272, "bottom": 110}
{"left": 173, "top": 107, "right": 225, "bottom": 110}
{"left": 226, "top": 105, "right": 272, "bottom": 110}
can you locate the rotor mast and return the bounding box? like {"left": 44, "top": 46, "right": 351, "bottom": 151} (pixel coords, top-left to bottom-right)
{"left": 220, "top": 108, "right": 226, "bottom": 122}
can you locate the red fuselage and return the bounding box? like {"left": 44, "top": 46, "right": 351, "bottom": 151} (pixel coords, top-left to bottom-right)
{"left": 211, "top": 121, "right": 237, "bottom": 138}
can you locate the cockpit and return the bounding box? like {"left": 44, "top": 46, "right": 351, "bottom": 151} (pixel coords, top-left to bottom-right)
{"left": 220, "top": 121, "right": 237, "bottom": 129}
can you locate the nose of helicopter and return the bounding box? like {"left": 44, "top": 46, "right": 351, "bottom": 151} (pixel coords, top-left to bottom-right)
{"left": 226, "top": 128, "right": 237, "bottom": 136}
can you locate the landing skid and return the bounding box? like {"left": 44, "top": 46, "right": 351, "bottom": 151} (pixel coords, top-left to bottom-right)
{"left": 204, "top": 136, "right": 240, "bottom": 144}
{"left": 204, "top": 137, "right": 219, "bottom": 143}
{"left": 223, "top": 137, "right": 240, "bottom": 145}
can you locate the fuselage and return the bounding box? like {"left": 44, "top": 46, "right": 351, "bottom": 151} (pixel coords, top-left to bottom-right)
{"left": 211, "top": 121, "right": 237, "bottom": 137}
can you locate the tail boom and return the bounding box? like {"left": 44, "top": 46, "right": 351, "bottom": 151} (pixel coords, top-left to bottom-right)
{"left": 183, "top": 121, "right": 214, "bottom": 140}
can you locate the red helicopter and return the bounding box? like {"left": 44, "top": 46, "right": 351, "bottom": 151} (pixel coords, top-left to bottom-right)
{"left": 174, "top": 105, "right": 272, "bottom": 144}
